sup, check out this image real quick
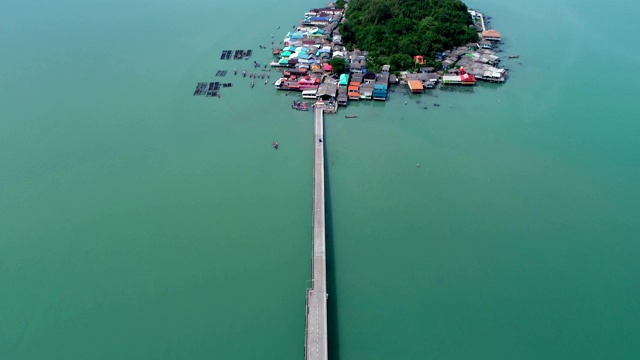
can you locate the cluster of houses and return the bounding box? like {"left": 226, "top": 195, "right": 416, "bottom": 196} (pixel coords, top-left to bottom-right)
{"left": 271, "top": 2, "right": 509, "bottom": 106}
{"left": 401, "top": 10, "right": 509, "bottom": 92}
{"left": 271, "top": 2, "right": 392, "bottom": 106}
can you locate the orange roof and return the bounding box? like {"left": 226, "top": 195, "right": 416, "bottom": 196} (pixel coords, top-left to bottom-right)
{"left": 348, "top": 92, "right": 360, "bottom": 97}
{"left": 348, "top": 85, "right": 359, "bottom": 91}
{"left": 482, "top": 29, "right": 501, "bottom": 38}
{"left": 407, "top": 80, "right": 423, "bottom": 90}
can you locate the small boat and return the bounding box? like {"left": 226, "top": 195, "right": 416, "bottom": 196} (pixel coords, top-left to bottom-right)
{"left": 508, "top": 55, "right": 520, "bottom": 59}
{"left": 234, "top": 68, "right": 237, "bottom": 75}
{"left": 434, "top": 103, "right": 440, "bottom": 107}
{"left": 291, "top": 100, "right": 310, "bottom": 111}
{"left": 242, "top": 69, "right": 246, "bottom": 77}
{"left": 345, "top": 115, "right": 358, "bottom": 118}
{"left": 251, "top": 81, "right": 254, "bottom": 88}
{"left": 273, "top": 141, "right": 278, "bottom": 150}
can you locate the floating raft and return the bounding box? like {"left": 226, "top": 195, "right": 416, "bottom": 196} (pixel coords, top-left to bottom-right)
{"left": 245, "top": 49, "right": 252, "bottom": 58}
{"left": 193, "top": 82, "right": 208, "bottom": 96}
{"left": 220, "top": 50, "right": 232, "bottom": 60}
{"left": 205, "top": 82, "right": 221, "bottom": 97}
{"left": 215, "top": 70, "right": 227, "bottom": 77}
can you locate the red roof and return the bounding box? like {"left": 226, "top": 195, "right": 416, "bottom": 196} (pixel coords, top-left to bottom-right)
{"left": 461, "top": 73, "right": 476, "bottom": 83}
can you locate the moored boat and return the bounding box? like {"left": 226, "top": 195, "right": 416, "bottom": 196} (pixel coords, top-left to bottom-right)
{"left": 273, "top": 141, "right": 278, "bottom": 150}
{"left": 291, "top": 100, "right": 310, "bottom": 111}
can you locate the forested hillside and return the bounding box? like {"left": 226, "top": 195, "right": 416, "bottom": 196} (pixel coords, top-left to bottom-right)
{"left": 340, "top": 0, "right": 478, "bottom": 70}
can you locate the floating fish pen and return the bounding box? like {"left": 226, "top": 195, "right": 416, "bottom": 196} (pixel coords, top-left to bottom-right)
{"left": 193, "top": 82, "right": 208, "bottom": 96}
{"left": 205, "top": 82, "right": 221, "bottom": 97}
{"left": 234, "top": 50, "right": 246, "bottom": 60}
{"left": 215, "top": 70, "right": 228, "bottom": 77}
{"left": 222, "top": 83, "right": 233, "bottom": 88}
{"left": 220, "top": 50, "right": 232, "bottom": 60}
{"left": 245, "top": 49, "right": 252, "bottom": 58}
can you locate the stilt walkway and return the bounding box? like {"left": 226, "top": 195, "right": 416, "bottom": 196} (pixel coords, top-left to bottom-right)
{"left": 305, "top": 104, "right": 328, "bottom": 360}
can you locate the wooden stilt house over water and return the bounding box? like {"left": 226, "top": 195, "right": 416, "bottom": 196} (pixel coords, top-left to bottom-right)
{"left": 408, "top": 80, "right": 424, "bottom": 93}
{"left": 442, "top": 67, "right": 477, "bottom": 85}
{"left": 373, "top": 73, "right": 389, "bottom": 101}
{"left": 337, "top": 86, "right": 349, "bottom": 106}
{"left": 348, "top": 81, "right": 360, "bottom": 100}
{"left": 316, "top": 82, "right": 337, "bottom": 100}
{"left": 481, "top": 29, "right": 502, "bottom": 42}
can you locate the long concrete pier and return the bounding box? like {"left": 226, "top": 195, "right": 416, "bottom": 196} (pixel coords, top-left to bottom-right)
{"left": 305, "top": 104, "right": 328, "bottom": 360}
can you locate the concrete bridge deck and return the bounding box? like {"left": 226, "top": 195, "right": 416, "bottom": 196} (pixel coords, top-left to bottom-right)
{"left": 305, "top": 104, "right": 328, "bottom": 360}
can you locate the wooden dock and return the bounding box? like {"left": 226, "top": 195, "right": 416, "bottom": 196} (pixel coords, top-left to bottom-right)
{"left": 305, "top": 104, "right": 328, "bottom": 360}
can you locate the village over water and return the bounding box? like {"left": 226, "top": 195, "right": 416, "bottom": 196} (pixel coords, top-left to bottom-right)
{"left": 267, "top": 1, "right": 511, "bottom": 114}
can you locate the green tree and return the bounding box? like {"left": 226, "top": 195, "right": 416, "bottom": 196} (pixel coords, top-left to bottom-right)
{"left": 336, "top": 0, "right": 345, "bottom": 9}
{"left": 328, "top": 57, "right": 347, "bottom": 74}
{"left": 339, "top": 0, "right": 477, "bottom": 62}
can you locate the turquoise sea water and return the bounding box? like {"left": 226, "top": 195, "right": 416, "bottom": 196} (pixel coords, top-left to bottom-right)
{"left": 1, "top": 0, "right": 639, "bottom": 358}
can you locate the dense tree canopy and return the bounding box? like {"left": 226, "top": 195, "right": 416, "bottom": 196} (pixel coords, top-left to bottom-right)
{"left": 340, "top": 0, "right": 478, "bottom": 71}
{"left": 328, "top": 57, "right": 347, "bottom": 74}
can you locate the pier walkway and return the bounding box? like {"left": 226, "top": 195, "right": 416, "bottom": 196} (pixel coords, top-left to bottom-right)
{"left": 305, "top": 104, "right": 328, "bottom": 360}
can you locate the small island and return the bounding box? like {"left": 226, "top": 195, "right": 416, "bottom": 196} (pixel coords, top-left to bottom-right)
{"left": 271, "top": 0, "right": 510, "bottom": 110}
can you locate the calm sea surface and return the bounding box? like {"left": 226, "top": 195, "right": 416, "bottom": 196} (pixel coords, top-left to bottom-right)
{"left": 1, "top": 0, "right": 639, "bottom": 358}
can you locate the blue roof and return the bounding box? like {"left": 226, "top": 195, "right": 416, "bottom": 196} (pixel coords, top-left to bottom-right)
{"left": 309, "top": 16, "right": 331, "bottom": 21}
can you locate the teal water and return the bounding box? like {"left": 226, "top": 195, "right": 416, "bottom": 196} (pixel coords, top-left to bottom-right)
{"left": 1, "top": 0, "right": 639, "bottom": 359}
